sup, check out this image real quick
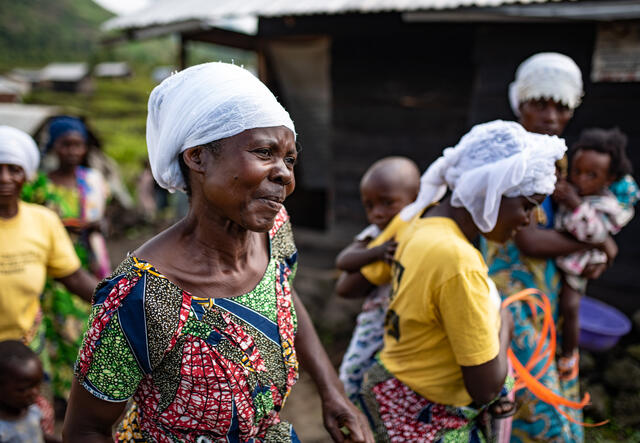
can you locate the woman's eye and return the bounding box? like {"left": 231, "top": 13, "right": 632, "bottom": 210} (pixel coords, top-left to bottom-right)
{"left": 253, "top": 148, "right": 271, "bottom": 157}
{"left": 285, "top": 156, "right": 297, "bottom": 166}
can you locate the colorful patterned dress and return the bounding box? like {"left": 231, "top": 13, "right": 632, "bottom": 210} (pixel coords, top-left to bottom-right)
{"left": 22, "top": 166, "right": 110, "bottom": 399}
{"left": 481, "top": 175, "right": 639, "bottom": 443}
{"left": 75, "top": 208, "right": 301, "bottom": 442}
{"left": 481, "top": 199, "right": 583, "bottom": 443}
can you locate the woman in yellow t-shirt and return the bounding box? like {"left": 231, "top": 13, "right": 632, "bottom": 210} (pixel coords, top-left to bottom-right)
{"left": 0, "top": 126, "right": 97, "bottom": 351}
{"left": 355, "top": 121, "right": 567, "bottom": 442}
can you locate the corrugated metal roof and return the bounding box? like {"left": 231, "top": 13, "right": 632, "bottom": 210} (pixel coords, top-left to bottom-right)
{"left": 104, "top": 0, "right": 559, "bottom": 31}
{"left": 94, "top": 62, "right": 132, "bottom": 77}
{"left": 0, "top": 104, "right": 61, "bottom": 135}
{"left": 40, "top": 63, "right": 89, "bottom": 82}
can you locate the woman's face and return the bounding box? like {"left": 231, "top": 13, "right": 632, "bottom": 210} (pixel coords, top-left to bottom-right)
{"left": 519, "top": 98, "right": 573, "bottom": 136}
{"left": 198, "top": 126, "right": 297, "bottom": 232}
{"left": 484, "top": 194, "right": 545, "bottom": 243}
{"left": 53, "top": 131, "right": 87, "bottom": 168}
{"left": 0, "top": 163, "right": 26, "bottom": 205}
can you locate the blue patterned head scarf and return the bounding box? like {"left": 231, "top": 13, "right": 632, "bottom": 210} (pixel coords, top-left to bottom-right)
{"left": 46, "top": 116, "right": 88, "bottom": 151}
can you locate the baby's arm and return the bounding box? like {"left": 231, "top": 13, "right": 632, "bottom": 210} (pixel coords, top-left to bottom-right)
{"left": 335, "top": 239, "right": 397, "bottom": 272}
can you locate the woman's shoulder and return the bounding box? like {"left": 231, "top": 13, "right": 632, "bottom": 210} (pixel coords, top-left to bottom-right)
{"left": 269, "top": 206, "right": 296, "bottom": 263}
{"left": 19, "top": 200, "right": 61, "bottom": 223}
{"left": 92, "top": 255, "right": 186, "bottom": 370}
{"left": 98, "top": 255, "right": 183, "bottom": 297}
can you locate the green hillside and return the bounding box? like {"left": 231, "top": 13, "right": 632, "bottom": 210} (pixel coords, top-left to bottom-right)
{"left": 0, "top": 0, "right": 114, "bottom": 66}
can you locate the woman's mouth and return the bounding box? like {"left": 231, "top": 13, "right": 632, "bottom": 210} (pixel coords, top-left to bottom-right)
{"left": 258, "top": 196, "right": 283, "bottom": 211}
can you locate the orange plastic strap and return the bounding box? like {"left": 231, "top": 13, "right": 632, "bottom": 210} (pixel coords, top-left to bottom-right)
{"left": 501, "top": 288, "right": 608, "bottom": 428}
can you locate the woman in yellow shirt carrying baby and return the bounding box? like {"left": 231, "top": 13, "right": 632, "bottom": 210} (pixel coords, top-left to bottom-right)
{"left": 353, "top": 120, "right": 567, "bottom": 442}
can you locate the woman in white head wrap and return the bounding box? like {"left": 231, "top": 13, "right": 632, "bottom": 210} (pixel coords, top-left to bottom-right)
{"left": 509, "top": 52, "right": 583, "bottom": 137}
{"left": 349, "top": 120, "right": 566, "bottom": 442}
{"left": 481, "top": 53, "right": 618, "bottom": 442}
{"left": 0, "top": 126, "right": 97, "bottom": 415}
{"left": 64, "top": 62, "right": 373, "bottom": 443}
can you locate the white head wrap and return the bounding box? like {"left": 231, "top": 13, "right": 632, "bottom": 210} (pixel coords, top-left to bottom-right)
{"left": 0, "top": 125, "right": 40, "bottom": 180}
{"left": 509, "top": 52, "right": 583, "bottom": 117}
{"left": 398, "top": 120, "right": 566, "bottom": 232}
{"left": 146, "top": 62, "right": 296, "bottom": 192}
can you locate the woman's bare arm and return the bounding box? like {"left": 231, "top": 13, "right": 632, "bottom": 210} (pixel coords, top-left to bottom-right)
{"left": 56, "top": 269, "right": 99, "bottom": 303}
{"left": 515, "top": 219, "right": 593, "bottom": 259}
{"left": 63, "top": 380, "right": 127, "bottom": 442}
{"left": 460, "top": 308, "right": 513, "bottom": 405}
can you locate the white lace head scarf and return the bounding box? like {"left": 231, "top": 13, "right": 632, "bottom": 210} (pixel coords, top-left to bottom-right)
{"left": 147, "top": 62, "right": 296, "bottom": 193}
{"left": 0, "top": 125, "right": 40, "bottom": 180}
{"left": 398, "top": 120, "right": 566, "bottom": 232}
{"left": 509, "top": 52, "right": 583, "bottom": 117}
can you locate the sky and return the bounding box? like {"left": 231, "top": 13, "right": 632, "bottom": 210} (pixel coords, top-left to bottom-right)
{"left": 93, "top": 0, "right": 151, "bottom": 15}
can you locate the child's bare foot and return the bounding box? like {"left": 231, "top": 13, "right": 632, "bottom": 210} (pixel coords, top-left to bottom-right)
{"left": 558, "top": 351, "right": 579, "bottom": 381}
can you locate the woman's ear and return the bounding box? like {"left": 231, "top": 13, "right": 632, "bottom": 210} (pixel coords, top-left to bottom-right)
{"left": 182, "top": 146, "right": 206, "bottom": 175}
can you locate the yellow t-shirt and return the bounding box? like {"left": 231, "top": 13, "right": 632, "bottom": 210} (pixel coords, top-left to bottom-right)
{"left": 0, "top": 201, "right": 80, "bottom": 341}
{"left": 376, "top": 217, "right": 501, "bottom": 406}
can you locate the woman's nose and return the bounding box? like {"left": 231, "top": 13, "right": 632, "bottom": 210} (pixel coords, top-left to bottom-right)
{"left": 272, "top": 159, "right": 294, "bottom": 185}
{"left": 542, "top": 105, "right": 559, "bottom": 122}
{"left": 0, "top": 165, "right": 10, "bottom": 182}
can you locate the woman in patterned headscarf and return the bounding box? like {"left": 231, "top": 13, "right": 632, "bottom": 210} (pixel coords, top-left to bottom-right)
{"left": 21, "top": 116, "right": 111, "bottom": 409}
{"left": 63, "top": 62, "right": 372, "bottom": 443}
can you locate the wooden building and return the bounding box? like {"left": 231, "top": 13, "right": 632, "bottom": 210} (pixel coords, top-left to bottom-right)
{"left": 105, "top": 1, "right": 640, "bottom": 313}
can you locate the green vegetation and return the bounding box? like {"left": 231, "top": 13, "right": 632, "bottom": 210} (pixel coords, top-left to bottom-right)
{"left": 25, "top": 74, "right": 153, "bottom": 188}
{"left": 0, "top": 0, "right": 113, "bottom": 67}
{"left": 6, "top": 0, "right": 256, "bottom": 192}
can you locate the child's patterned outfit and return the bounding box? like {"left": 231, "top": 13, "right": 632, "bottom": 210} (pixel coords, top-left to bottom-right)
{"left": 555, "top": 188, "right": 634, "bottom": 292}
{"left": 338, "top": 225, "right": 390, "bottom": 401}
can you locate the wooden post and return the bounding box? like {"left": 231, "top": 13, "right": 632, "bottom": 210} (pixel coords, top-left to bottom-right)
{"left": 179, "top": 33, "right": 187, "bottom": 69}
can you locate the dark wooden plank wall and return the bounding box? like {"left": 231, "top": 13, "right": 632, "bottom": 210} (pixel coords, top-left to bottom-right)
{"left": 261, "top": 14, "right": 475, "bottom": 229}
{"left": 261, "top": 16, "right": 640, "bottom": 313}
{"left": 470, "top": 22, "right": 640, "bottom": 314}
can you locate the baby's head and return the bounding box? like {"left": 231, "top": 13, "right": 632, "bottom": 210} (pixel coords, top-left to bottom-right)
{"left": 0, "top": 341, "right": 43, "bottom": 415}
{"left": 360, "top": 156, "right": 420, "bottom": 230}
{"left": 569, "top": 128, "right": 633, "bottom": 196}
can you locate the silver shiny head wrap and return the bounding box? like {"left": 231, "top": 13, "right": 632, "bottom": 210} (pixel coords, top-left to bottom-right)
{"left": 509, "top": 52, "right": 583, "bottom": 117}
{"left": 146, "top": 62, "right": 296, "bottom": 193}
{"left": 0, "top": 125, "right": 40, "bottom": 180}
{"left": 399, "top": 120, "right": 567, "bottom": 232}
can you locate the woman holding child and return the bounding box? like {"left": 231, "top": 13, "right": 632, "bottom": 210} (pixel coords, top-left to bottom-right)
{"left": 63, "top": 62, "right": 372, "bottom": 442}
{"left": 481, "top": 52, "right": 638, "bottom": 442}
{"left": 354, "top": 120, "right": 566, "bottom": 441}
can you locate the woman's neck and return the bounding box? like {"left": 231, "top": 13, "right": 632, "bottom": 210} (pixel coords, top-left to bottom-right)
{"left": 49, "top": 166, "right": 78, "bottom": 188}
{"left": 176, "top": 208, "right": 260, "bottom": 271}
{"left": 423, "top": 196, "right": 480, "bottom": 242}
{"left": 0, "top": 198, "right": 19, "bottom": 219}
